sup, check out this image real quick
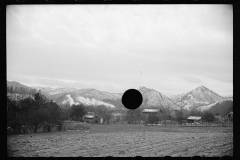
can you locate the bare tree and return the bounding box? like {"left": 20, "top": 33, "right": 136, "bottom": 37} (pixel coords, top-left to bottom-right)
{"left": 133, "top": 108, "right": 143, "bottom": 125}
{"left": 202, "top": 111, "right": 215, "bottom": 126}
{"left": 105, "top": 109, "right": 113, "bottom": 124}
{"left": 69, "top": 104, "right": 86, "bottom": 121}
{"left": 163, "top": 105, "right": 173, "bottom": 124}
{"left": 126, "top": 109, "right": 134, "bottom": 124}
{"left": 175, "top": 110, "right": 184, "bottom": 124}
{"left": 93, "top": 105, "right": 113, "bottom": 124}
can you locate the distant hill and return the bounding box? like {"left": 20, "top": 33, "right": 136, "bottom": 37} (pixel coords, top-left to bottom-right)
{"left": 55, "top": 86, "right": 181, "bottom": 111}
{"left": 197, "top": 100, "right": 233, "bottom": 117}
{"left": 224, "top": 96, "right": 233, "bottom": 101}
{"left": 7, "top": 81, "right": 31, "bottom": 89}
{"left": 139, "top": 87, "right": 179, "bottom": 110}
{"left": 7, "top": 80, "right": 38, "bottom": 96}
{"left": 55, "top": 93, "right": 117, "bottom": 109}
{"left": 70, "top": 89, "right": 120, "bottom": 101}
{"left": 8, "top": 80, "right": 233, "bottom": 115}
{"left": 169, "top": 86, "right": 226, "bottom": 110}
{"left": 7, "top": 81, "right": 49, "bottom": 101}
{"left": 29, "top": 86, "right": 78, "bottom": 101}
{"left": 7, "top": 93, "right": 34, "bottom": 101}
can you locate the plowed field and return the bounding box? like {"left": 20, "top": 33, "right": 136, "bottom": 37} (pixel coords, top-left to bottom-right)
{"left": 7, "top": 124, "right": 233, "bottom": 157}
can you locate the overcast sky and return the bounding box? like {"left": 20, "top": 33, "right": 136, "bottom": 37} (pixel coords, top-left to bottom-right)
{"left": 7, "top": 5, "right": 233, "bottom": 96}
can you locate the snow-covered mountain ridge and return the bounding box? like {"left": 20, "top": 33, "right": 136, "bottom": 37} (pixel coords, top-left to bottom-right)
{"left": 8, "top": 81, "right": 232, "bottom": 112}
{"left": 168, "top": 86, "right": 228, "bottom": 110}
{"left": 139, "top": 86, "right": 180, "bottom": 110}
{"left": 56, "top": 94, "right": 116, "bottom": 109}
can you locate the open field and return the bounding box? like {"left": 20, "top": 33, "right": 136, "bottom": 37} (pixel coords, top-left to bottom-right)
{"left": 7, "top": 124, "right": 233, "bottom": 157}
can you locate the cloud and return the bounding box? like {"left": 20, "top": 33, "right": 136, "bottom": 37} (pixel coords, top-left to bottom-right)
{"left": 11, "top": 75, "right": 125, "bottom": 93}
{"left": 205, "top": 72, "right": 233, "bottom": 83}
{"left": 6, "top": 5, "right": 233, "bottom": 96}
{"left": 182, "top": 75, "right": 203, "bottom": 84}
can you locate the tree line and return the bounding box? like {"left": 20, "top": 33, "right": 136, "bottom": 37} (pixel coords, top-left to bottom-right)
{"left": 175, "top": 108, "right": 217, "bottom": 126}
{"left": 7, "top": 93, "right": 89, "bottom": 134}
{"left": 7, "top": 86, "right": 39, "bottom": 96}
{"left": 7, "top": 91, "right": 230, "bottom": 135}
{"left": 8, "top": 93, "right": 63, "bottom": 134}
{"left": 123, "top": 106, "right": 222, "bottom": 126}
{"left": 7, "top": 91, "right": 122, "bottom": 134}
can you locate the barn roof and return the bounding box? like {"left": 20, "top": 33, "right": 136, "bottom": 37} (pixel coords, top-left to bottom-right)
{"left": 187, "top": 116, "right": 201, "bottom": 120}
{"left": 84, "top": 115, "right": 95, "bottom": 119}
{"left": 142, "top": 109, "right": 160, "bottom": 113}
{"left": 84, "top": 115, "right": 98, "bottom": 119}
{"left": 224, "top": 111, "right": 233, "bottom": 117}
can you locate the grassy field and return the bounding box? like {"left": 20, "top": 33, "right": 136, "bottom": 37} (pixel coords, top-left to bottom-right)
{"left": 7, "top": 124, "right": 233, "bottom": 157}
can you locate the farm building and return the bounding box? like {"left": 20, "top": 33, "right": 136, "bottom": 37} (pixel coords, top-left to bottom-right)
{"left": 142, "top": 109, "right": 161, "bottom": 121}
{"left": 82, "top": 113, "right": 101, "bottom": 124}
{"left": 225, "top": 112, "right": 233, "bottom": 118}
{"left": 187, "top": 116, "right": 201, "bottom": 124}
{"left": 142, "top": 109, "right": 160, "bottom": 116}
{"left": 223, "top": 111, "right": 233, "bottom": 125}
{"left": 85, "top": 112, "right": 95, "bottom": 116}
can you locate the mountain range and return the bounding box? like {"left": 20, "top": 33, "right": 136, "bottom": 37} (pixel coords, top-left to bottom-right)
{"left": 7, "top": 81, "right": 32, "bottom": 89}
{"left": 139, "top": 87, "right": 179, "bottom": 110}
{"left": 169, "top": 86, "right": 227, "bottom": 110}
{"left": 7, "top": 81, "right": 232, "bottom": 114}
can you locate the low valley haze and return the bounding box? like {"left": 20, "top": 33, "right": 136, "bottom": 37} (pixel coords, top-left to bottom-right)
{"left": 7, "top": 5, "right": 233, "bottom": 97}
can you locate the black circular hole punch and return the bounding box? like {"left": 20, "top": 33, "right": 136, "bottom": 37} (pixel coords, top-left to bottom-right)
{"left": 122, "top": 89, "right": 143, "bottom": 110}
